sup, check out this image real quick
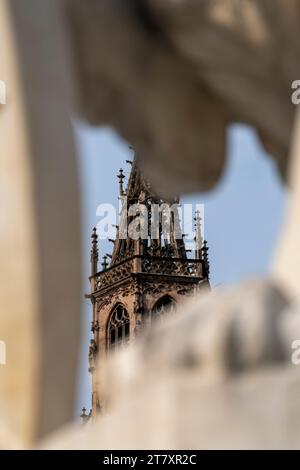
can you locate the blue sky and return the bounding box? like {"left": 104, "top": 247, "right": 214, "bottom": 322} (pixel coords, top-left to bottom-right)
{"left": 75, "top": 123, "right": 288, "bottom": 413}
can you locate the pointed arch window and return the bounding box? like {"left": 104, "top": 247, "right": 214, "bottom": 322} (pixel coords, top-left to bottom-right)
{"left": 107, "top": 304, "right": 130, "bottom": 350}
{"left": 152, "top": 295, "right": 176, "bottom": 322}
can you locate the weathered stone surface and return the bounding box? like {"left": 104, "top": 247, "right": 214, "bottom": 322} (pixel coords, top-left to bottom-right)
{"left": 0, "top": 0, "right": 81, "bottom": 446}
{"left": 66, "top": 0, "right": 300, "bottom": 197}
{"left": 273, "top": 110, "right": 300, "bottom": 301}
{"left": 42, "top": 367, "right": 300, "bottom": 450}
{"left": 41, "top": 281, "right": 300, "bottom": 449}
{"left": 0, "top": 427, "right": 23, "bottom": 450}
{"left": 66, "top": 0, "right": 227, "bottom": 197}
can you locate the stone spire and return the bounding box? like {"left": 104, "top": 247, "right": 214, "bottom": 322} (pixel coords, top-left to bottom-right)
{"left": 101, "top": 255, "right": 108, "bottom": 271}
{"left": 194, "top": 210, "right": 203, "bottom": 260}
{"left": 202, "top": 240, "right": 210, "bottom": 279}
{"left": 109, "top": 157, "right": 187, "bottom": 266}
{"left": 90, "top": 227, "right": 98, "bottom": 276}
{"left": 80, "top": 407, "right": 91, "bottom": 425}
{"left": 117, "top": 168, "right": 125, "bottom": 196}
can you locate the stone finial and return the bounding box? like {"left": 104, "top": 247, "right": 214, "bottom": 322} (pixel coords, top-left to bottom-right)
{"left": 194, "top": 210, "right": 203, "bottom": 260}
{"left": 117, "top": 168, "right": 125, "bottom": 196}
{"left": 101, "top": 255, "right": 108, "bottom": 271}
{"left": 202, "top": 240, "right": 210, "bottom": 279}
{"left": 90, "top": 227, "right": 99, "bottom": 276}
{"left": 80, "top": 407, "right": 91, "bottom": 424}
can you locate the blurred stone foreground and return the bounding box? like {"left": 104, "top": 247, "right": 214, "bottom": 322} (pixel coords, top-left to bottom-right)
{"left": 1, "top": 0, "right": 300, "bottom": 449}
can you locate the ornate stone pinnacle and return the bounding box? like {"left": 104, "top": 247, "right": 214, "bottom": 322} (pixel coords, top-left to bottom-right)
{"left": 194, "top": 210, "right": 203, "bottom": 260}
{"left": 194, "top": 210, "right": 202, "bottom": 227}
{"left": 101, "top": 255, "right": 108, "bottom": 271}
{"left": 90, "top": 227, "right": 99, "bottom": 275}
{"left": 80, "top": 407, "right": 91, "bottom": 424}
{"left": 202, "top": 240, "right": 210, "bottom": 278}
{"left": 117, "top": 168, "right": 125, "bottom": 195}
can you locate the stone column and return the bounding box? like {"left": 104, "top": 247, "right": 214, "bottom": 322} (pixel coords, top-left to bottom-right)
{"left": 0, "top": 0, "right": 81, "bottom": 446}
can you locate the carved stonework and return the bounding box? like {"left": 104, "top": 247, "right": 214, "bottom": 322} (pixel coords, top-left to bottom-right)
{"left": 142, "top": 257, "right": 202, "bottom": 277}
{"left": 94, "top": 258, "right": 134, "bottom": 291}
{"left": 95, "top": 281, "right": 139, "bottom": 312}
{"left": 87, "top": 158, "right": 210, "bottom": 417}
{"left": 88, "top": 339, "right": 97, "bottom": 374}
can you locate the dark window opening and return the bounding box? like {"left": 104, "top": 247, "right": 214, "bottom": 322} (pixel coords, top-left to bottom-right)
{"left": 152, "top": 295, "right": 176, "bottom": 322}
{"left": 107, "top": 304, "right": 130, "bottom": 350}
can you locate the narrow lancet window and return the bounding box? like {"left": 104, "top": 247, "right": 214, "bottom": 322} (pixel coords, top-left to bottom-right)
{"left": 107, "top": 304, "right": 130, "bottom": 350}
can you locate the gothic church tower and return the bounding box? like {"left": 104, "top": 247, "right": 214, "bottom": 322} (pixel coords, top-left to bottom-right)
{"left": 85, "top": 158, "right": 210, "bottom": 418}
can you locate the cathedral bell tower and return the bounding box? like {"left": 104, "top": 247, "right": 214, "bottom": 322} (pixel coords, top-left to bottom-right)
{"left": 87, "top": 158, "right": 210, "bottom": 417}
